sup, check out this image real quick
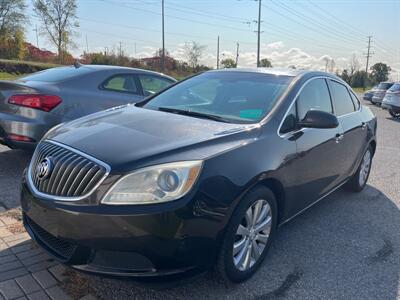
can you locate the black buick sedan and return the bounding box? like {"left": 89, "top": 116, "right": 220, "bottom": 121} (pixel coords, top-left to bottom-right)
{"left": 21, "top": 69, "right": 377, "bottom": 283}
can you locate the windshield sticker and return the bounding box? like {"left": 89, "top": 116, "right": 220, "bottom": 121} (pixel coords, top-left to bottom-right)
{"left": 239, "top": 109, "right": 263, "bottom": 119}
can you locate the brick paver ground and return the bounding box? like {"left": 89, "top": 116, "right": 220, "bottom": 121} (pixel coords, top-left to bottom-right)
{"left": 0, "top": 209, "right": 97, "bottom": 300}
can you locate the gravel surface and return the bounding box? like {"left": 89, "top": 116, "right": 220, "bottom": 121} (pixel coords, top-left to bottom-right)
{"left": 0, "top": 103, "right": 399, "bottom": 299}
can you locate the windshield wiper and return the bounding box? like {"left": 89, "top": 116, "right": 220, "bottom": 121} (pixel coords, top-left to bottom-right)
{"left": 157, "top": 107, "right": 233, "bottom": 123}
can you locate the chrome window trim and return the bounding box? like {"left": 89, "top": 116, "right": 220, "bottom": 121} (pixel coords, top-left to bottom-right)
{"left": 27, "top": 140, "right": 111, "bottom": 202}
{"left": 277, "top": 76, "right": 361, "bottom": 138}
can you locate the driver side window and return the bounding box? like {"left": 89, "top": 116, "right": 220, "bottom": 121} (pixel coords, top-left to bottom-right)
{"left": 297, "top": 78, "right": 333, "bottom": 121}
{"left": 280, "top": 78, "right": 333, "bottom": 134}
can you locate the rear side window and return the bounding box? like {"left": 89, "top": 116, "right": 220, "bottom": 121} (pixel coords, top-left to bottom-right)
{"left": 297, "top": 78, "right": 332, "bottom": 121}
{"left": 138, "top": 75, "right": 173, "bottom": 96}
{"left": 19, "top": 66, "right": 94, "bottom": 82}
{"left": 102, "top": 75, "right": 139, "bottom": 94}
{"left": 329, "top": 81, "right": 355, "bottom": 116}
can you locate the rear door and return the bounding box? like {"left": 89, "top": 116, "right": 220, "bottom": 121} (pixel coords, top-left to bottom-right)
{"left": 99, "top": 73, "right": 144, "bottom": 105}
{"left": 328, "top": 80, "right": 366, "bottom": 178}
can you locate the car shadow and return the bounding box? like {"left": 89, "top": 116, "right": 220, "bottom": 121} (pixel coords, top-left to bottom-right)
{"left": 386, "top": 117, "right": 400, "bottom": 123}
{"left": 0, "top": 147, "right": 31, "bottom": 209}
{"left": 85, "top": 185, "right": 400, "bottom": 300}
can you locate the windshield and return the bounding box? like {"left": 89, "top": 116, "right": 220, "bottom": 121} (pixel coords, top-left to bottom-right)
{"left": 19, "top": 66, "right": 94, "bottom": 82}
{"left": 142, "top": 71, "right": 293, "bottom": 123}
{"left": 377, "top": 82, "right": 393, "bottom": 90}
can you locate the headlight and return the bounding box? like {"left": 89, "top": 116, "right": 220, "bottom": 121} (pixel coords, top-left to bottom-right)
{"left": 102, "top": 161, "right": 203, "bottom": 205}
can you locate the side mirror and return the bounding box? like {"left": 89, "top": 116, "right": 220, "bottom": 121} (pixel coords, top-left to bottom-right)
{"left": 298, "top": 110, "right": 338, "bottom": 129}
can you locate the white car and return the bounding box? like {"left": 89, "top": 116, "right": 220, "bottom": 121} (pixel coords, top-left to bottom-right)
{"left": 382, "top": 82, "right": 400, "bottom": 118}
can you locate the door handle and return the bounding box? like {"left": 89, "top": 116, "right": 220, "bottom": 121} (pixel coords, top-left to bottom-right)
{"left": 361, "top": 122, "right": 367, "bottom": 130}
{"left": 335, "top": 133, "right": 344, "bottom": 143}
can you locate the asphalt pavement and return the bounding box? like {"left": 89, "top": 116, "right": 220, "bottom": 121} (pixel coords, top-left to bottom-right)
{"left": 0, "top": 103, "right": 399, "bottom": 300}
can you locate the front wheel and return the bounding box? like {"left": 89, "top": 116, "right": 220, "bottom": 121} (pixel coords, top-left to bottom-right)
{"left": 217, "top": 186, "right": 277, "bottom": 283}
{"left": 389, "top": 109, "right": 400, "bottom": 119}
{"left": 344, "top": 146, "right": 373, "bottom": 192}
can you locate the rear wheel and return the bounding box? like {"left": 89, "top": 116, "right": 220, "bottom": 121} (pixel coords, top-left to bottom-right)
{"left": 389, "top": 109, "right": 400, "bottom": 119}
{"left": 344, "top": 145, "right": 372, "bottom": 192}
{"left": 217, "top": 186, "right": 277, "bottom": 283}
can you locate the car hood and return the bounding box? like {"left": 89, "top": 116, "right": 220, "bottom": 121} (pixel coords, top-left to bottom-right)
{"left": 47, "top": 105, "right": 260, "bottom": 168}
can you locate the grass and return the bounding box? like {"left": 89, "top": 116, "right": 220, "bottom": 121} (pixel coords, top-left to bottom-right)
{"left": 0, "top": 72, "right": 20, "bottom": 80}
{"left": 353, "top": 87, "right": 373, "bottom": 93}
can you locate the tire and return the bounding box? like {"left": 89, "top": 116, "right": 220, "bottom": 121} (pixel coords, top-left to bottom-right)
{"left": 389, "top": 109, "right": 400, "bottom": 119}
{"left": 217, "top": 186, "right": 277, "bottom": 283}
{"left": 344, "top": 145, "right": 373, "bottom": 192}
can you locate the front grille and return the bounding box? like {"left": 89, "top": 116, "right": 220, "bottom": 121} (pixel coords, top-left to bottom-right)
{"left": 25, "top": 215, "right": 77, "bottom": 260}
{"left": 29, "top": 141, "right": 109, "bottom": 198}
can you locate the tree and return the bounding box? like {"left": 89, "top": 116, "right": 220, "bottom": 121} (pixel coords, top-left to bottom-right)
{"left": 350, "top": 70, "right": 367, "bottom": 88}
{"left": 183, "top": 41, "right": 206, "bottom": 69}
{"left": 221, "top": 58, "right": 236, "bottom": 68}
{"left": 370, "top": 62, "right": 391, "bottom": 84}
{"left": 340, "top": 69, "right": 351, "bottom": 84}
{"left": 260, "top": 58, "right": 272, "bottom": 68}
{"left": 33, "top": 0, "right": 79, "bottom": 63}
{"left": 349, "top": 54, "right": 360, "bottom": 75}
{"left": 0, "top": 0, "right": 27, "bottom": 36}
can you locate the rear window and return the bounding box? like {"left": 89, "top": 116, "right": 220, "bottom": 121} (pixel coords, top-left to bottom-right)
{"left": 19, "top": 66, "right": 94, "bottom": 82}
{"left": 377, "top": 82, "right": 394, "bottom": 90}
{"left": 388, "top": 83, "right": 400, "bottom": 92}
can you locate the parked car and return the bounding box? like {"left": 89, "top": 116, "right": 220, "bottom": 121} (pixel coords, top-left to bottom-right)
{"left": 21, "top": 69, "right": 377, "bottom": 283}
{"left": 363, "top": 85, "right": 378, "bottom": 102}
{"left": 371, "top": 81, "right": 394, "bottom": 105}
{"left": 382, "top": 82, "right": 400, "bottom": 118}
{"left": 0, "top": 64, "right": 176, "bottom": 150}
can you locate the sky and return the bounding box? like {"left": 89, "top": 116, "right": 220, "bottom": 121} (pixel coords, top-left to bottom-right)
{"left": 26, "top": 0, "right": 400, "bottom": 79}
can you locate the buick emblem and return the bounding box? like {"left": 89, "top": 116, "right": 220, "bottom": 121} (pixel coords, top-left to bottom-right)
{"left": 36, "top": 158, "right": 52, "bottom": 181}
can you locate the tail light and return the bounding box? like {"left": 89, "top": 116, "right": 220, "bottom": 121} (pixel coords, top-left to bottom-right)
{"left": 8, "top": 94, "right": 62, "bottom": 112}
{"left": 6, "top": 134, "right": 35, "bottom": 142}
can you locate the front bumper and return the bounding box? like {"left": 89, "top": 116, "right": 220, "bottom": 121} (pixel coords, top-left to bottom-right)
{"left": 21, "top": 177, "right": 225, "bottom": 277}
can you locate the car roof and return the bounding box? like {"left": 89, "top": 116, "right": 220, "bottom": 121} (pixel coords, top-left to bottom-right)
{"left": 76, "top": 64, "right": 176, "bottom": 81}
{"left": 207, "top": 67, "right": 324, "bottom": 77}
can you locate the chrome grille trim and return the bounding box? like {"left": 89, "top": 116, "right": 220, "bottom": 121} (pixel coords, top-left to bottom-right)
{"left": 27, "top": 140, "right": 111, "bottom": 201}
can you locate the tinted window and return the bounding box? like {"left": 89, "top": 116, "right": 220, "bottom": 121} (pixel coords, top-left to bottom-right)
{"left": 19, "top": 66, "right": 94, "bottom": 82}
{"left": 329, "top": 81, "right": 355, "bottom": 116}
{"left": 139, "top": 75, "right": 173, "bottom": 96}
{"left": 388, "top": 83, "right": 400, "bottom": 92}
{"left": 143, "top": 72, "right": 292, "bottom": 123}
{"left": 280, "top": 104, "right": 297, "bottom": 134}
{"left": 102, "top": 75, "right": 139, "bottom": 94}
{"left": 297, "top": 78, "right": 332, "bottom": 121}
{"left": 378, "top": 82, "right": 394, "bottom": 90}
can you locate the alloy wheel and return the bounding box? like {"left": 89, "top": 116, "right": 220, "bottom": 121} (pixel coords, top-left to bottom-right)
{"left": 359, "top": 149, "right": 371, "bottom": 186}
{"left": 233, "top": 199, "right": 272, "bottom": 271}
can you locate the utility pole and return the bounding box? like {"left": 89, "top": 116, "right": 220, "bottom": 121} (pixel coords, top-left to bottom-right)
{"left": 161, "top": 0, "right": 165, "bottom": 73}
{"left": 217, "top": 36, "right": 220, "bottom": 69}
{"left": 34, "top": 25, "right": 39, "bottom": 48}
{"left": 256, "top": 0, "right": 262, "bottom": 67}
{"left": 365, "top": 36, "right": 373, "bottom": 73}
{"left": 235, "top": 42, "right": 239, "bottom": 67}
{"left": 119, "top": 41, "right": 122, "bottom": 57}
